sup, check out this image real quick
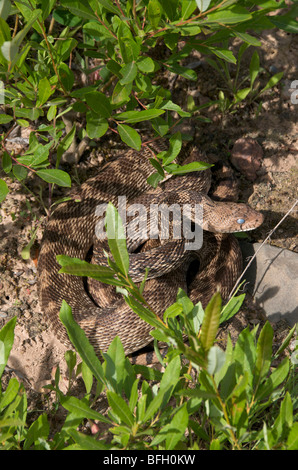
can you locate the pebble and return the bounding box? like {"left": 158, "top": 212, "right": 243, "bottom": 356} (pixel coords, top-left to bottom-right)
{"left": 240, "top": 241, "right": 298, "bottom": 326}
{"left": 230, "top": 137, "right": 263, "bottom": 181}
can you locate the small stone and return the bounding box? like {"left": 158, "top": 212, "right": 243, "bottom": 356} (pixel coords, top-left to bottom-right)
{"left": 240, "top": 241, "right": 298, "bottom": 326}
{"left": 231, "top": 137, "right": 263, "bottom": 181}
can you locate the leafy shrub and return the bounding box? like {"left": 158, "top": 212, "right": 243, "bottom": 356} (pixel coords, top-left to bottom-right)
{"left": 0, "top": 0, "right": 297, "bottom": 201}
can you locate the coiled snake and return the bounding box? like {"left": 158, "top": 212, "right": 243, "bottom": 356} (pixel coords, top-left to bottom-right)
{"left": 38, "top": 145, "right": 263, "bottom": 355}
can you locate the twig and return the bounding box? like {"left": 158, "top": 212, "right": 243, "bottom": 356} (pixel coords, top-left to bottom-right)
{"left": 228, "top": 198, "right": 298, "bottom": 300}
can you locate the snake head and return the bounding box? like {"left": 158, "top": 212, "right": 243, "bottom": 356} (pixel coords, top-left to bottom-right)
{"left": 205, "top": 201, "right": 264, "bottom": 233}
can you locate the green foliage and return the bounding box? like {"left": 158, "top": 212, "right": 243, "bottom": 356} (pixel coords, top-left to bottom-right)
{"left": 1, "top": 204, "right": 297, "bottom": 450}
{"left": 0, "top": 0, "right": 297, "bottom": 202}
{"left": 1, "top": 0, "right": 297, "bottom": 451}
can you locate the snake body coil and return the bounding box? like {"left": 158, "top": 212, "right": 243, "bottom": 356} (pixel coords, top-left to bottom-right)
{"left": 38, "top": 145, "right": 263, "bottom": 354}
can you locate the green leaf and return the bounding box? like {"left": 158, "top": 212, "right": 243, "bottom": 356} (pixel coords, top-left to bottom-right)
{"left": 23, "top": 414, "right": 49, "bottom": 450}
{"left": 261, "top": 71, "right": 283, "bottom": 93}
{"left": 117, "top": 123, "right": 141, "bottom": 150}
{"left": 0, "top": 377, "right": 20, "bottom": 410}
{"left": 111, "top": 81, "right": 131, "bottom": 105}
{"left": 287, "top": 422, "right": 298, "bottom": 450}
{"left": 182, "top": 0, "right": 197, "bottom": 19}
{"left": 95, "top": 0, "right": 119, "bottom": 15}
{"left": 161, "top": 100, "right": 191, "bottom": 117}
{"left": 160, "top": 355, "right": 181, "bottom": 392}
{"left": 200, "top": 292, "right": 222, "bottom": 352}
{"left": 234, "top": 87, "right": 251, "bottom": 103}
{"left": 274, "top": 325, "right": 296, "bottom": 359}
{"left": 103, "top": 336, "right": 126, "bottom": 393}
{"left": 0, "top": 0, "right": 11, "bottom": 21}
{"left": 21, "top": 227, "right": 38, "bottom": 260}
{"left": 234, "top": 327, "right": 255, "bottom": 384}
{"left": 148, "top": 0, "right": 161, "bottom": 29}
{"left": 18, "top": 141, "right": 53, "bottom": 167}
{"left": 15, "top": 107, "right": 40, "bottom": 120}
{"left": 36, "top": 77, "right": 53, "bottom": 107}
{"left": 13, "top": 6, "right": 42, "bottom": 38}
{"left": 0, "top": 18, "right": 11, "bottom": 52}
{"left": 47, "top": 106, "right": 57, "bottom": 121}
{"left": 59, "top": 62, "right": 75, "bottom": 91}
{"left": 125, "top": 296, "right": 162, "bottom": 330}
{"left": 220, "top": 293, "right": 245, "bottom": 324}
{"left": 85, "top": 91, "right": 111, "bottom": 118}
{"left": 254, "top": 321, "right": 273, "bottom": 387}
{"left": 66, "top": 429, "right": 110, "bottom": 449}
{"left": 59, "top": 301, "right": 106, "bottom": 386}
{"left": 211, "top": 47, "right": 236, "bottom": 64}
{"left": 151, "top": 402, "right": 189, "bottom": 449}
{"left": 0, "top": 114, "right": 13, "bottom": 124}
{"left": 195, "top": 0, "right": 211, "bottom": 12}
{"left": 226, "top": 371, "right": 249, "bottom": 401}
{"left": 207, "top": 346, "right": 226, "bottom": 376}
{"left": 270, "top": 14, "right": 298, "bottom": 33}
{"left": 36, "top": 169, "right": 71, "bottom": 187}
{"left": 61, "top": 395, "right": 111, "bottom": 423}
{"left": 234, "top": 31, "right": 261, "bottom": 47}
{"left": 118, "top": 22, "right": 140, "bottom": 63}
{"left": 1, "top": 152, "right": 12, "bottom": 173}
{"left": 83, "top": 20, "right": 115, "bottom": 39}
{"left": 105, "top": 203, "right": 129, "bottom": 277}
{"left": 206, "top": 5, "right": 252, "bottom": 24}
{"left": 64, "top": 350, "right": 77, "bottom": 380}
{"left": 0, "top": 178, "right": 9, "bottom": 203}
{"left": 149, "top": 157, "right": 164, "bottom": 177}
{"left": 163, "top": 302, "right": 183, "bottom": 321}
{"left": 147, "top": 171, "right": 164, "bottom": 188}
{"left": 116, "top": 109, "right": 165, "bottom": 123}
{"left": 119, "top": 62, "right": 137, "bottom": 85}
{"left": 1, "top": 38, "right": 17, "bottom": 62}
{"left": 137, "top": 56, "right": 155, "bottom": 73}
{"left": 0, "top": 317, "right": 17, "bottom": 377}
{"left": 249, "top": 50, "right": 260, "bottom": 88}
{"left": 158, "top": 0, "right": 179, "bottom": 21}
{"left": 56, "top": 123, "right": 76, "bottom": 165}
{"left": 86, "top": 113, "right": 109, "bottom": 139}
{"left": 158, "top": 131, "right": 182, "bottom": 165}
{"left": 59, "top": 0, "right": 97, "bottom": 20}
{"left": 107, "top": 390, "right": 134, "bottom": 427}
{"left": 56, "top": 37, "right": 78, "bottom": 61}
{"left": 57, "top": 255, "right": 120, "bottom": 284}
{"left": 166, "top": 403, "right": 189, "bottom": 449}
{"left": 255, "top": 357, "right": 289, "bottom": 401}
{"left": 81, "top": 361, "right": 93, "bottom": 395}
{"left": 272, "top": 392, "right": 293, "bottom": 443}
{"left": 168, "top": 63, "right": 197, "bottom": 80}
{"left": 165, "top": 161, "right": 211, "bottom": 175}
{"left": 13, "top": 165, "right": 27, "bottom": 181}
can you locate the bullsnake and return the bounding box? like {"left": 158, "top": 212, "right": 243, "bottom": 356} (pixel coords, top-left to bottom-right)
{"left": 38, "top": 144, "right": 263, "bottom": 355}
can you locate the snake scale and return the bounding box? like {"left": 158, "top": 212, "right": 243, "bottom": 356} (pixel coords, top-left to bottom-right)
{"left": 38, "top": 144, "right": 264, "bottom": 355}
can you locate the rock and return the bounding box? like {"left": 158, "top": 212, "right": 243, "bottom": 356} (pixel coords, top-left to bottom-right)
{"left": 231, "top": 138, "right": 263, "bottom": 181}
{"left": 240, "top": 241, "right": 298, "bottom": 326}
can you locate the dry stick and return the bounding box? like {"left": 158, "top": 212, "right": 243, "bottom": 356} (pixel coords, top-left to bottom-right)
{"left": 228, "top": 198, "right": 298, "bottom": 300}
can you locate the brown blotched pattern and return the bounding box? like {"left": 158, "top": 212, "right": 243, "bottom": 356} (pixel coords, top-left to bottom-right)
{"left": 38, "top": 144, "right": 263, "bottom": 357}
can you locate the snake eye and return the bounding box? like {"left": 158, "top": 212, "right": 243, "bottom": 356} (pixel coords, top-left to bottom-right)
{"left": 237, "top": 218, "right": 245, "bottom": 224}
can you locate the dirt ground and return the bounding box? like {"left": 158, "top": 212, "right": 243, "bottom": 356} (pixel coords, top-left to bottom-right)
{"left": 0, "top": 27, "right": 297, "bottom": 416}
